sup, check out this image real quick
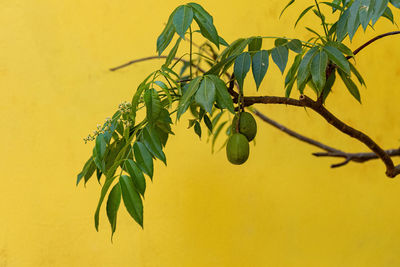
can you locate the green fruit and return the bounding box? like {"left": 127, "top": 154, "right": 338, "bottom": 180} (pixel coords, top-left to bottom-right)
{"left": 226, "top": 133, "right": 250, "bottom": 165}
{"left": 232, "top": 112, "right": 257, "bottom": 141}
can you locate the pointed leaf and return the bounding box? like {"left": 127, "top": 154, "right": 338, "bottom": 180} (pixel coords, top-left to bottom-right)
{"left": 323, "top": 46, "right": 350, "bottom": 74}
{"left": 372, "top": 0, "right": 389, "bottom": 24}
{"left": 208, "top": 75, "right": 235, "bottom": 113}
{"left": 248, "top": 37, "right": 263, "bottom": 51}
{"left": 164, "top": 38, "right": 181, "bottom": 67}
{"left": 125, "top": 160, "right": 146, "bottom": 196}
{"left": 156, "top": 11, "right": 176, "bottom": 55}
{"left": 297, "top": 47, "right": 318, "bottom": 90}
{"left": 195, "top": 76, "right": 216, "bottom": 113}
{"left": 133, "top": 142, "right": 154, "bottom": 179}
{"left": 347, "top": 0, "right": 361, "bottom": 40}
{"left": 252, "top": 50, "right": 269, "bottom": 89}
{"left": 144, "top": 88, "right": 162, "bottom": 123}
{"left": 120, "top": 175, "right": 143, "bottom": 227}
{"left": 94, "top": 175, "right": 118, "bottom": 231}
{"left": 338, "top": 69, "right": 361, "bottom": 102}
{"left": 271, "top": 46, "right": 288, "bottom": 74}
{"left": 194, "top": 121, "right": 202, "bottom": 138}
{"left": 280, "top": 0, "right": 296, "bottom": 18}
{"left": 310, "top": 50, "right": 328, "bottom": 92}
{"left": 106, "top": 183, "right": 121, "bottom": 239}
{"left": 142, "top": 126, "right": 166, "bottom": 164}
{"left": 173, "top": 5, "right": 194, "bottom": 39}
{"left": 234, "top": 52, "right": 251, "bottom": 91}
{"left": 177, "top": 76, "right": 202, "bottom": 119}
{"left": 287, "top": 39, "right": 303, "bottom": 53}
{"left": 188, "top": 3, "right": 219, "bottom": 47}
{"left": 295, "top": 5, "right": 314, "bottom": 27}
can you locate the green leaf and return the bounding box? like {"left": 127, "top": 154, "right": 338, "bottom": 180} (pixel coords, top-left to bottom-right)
{"left": 297, "top": 47, "right": 318, "bottom": 90}
{"left": 382, "top": 6, "right": 394, "bottom": 23}
{"left": 234, "top": 52, "right": 251, "bottom": 91}
{"left": 133, "top": 142, "right": 154, "bottom": 179}
{"left": 359, "top": 0, "right": 372, "bottom": 30}
{"left": 173, "top": 5, "right": 194, "bottom": 39}
{"left": 195, "top": 76, "right": 216, "bottom": 114}
{"left": 275, "top": 38, "right": 288, "bottom": 47}
{"left": 325, "top": 41, "right": 353, "bottom": 56}
{"left": 248, "top": 37, "right": 262, "bottom": 51}
{"left": 156, "top": 11, "right": 176, "bottom": 55}
{"left": 338, "top": 69, "right": 361, "bottom": 102}
{"left": 85, "top": 159, "right": 97, "bottom": 184}
{"left": 124, "top": 160, "right": 146, "bottom": 197}
{"left": 144, "top": 88, "right": 162, "bottom": 123}
{"left": 164, "top": 38, "right": 181, "bottom": 67}
{"left": 194, "top": 121, "right": 202, "bottom": 138}
{"left": 321, "top": 69, "right": 336, "bottom": 102}
{"left": 347, "top": 0, "right": 361, "bottom": 40}
{"left": 285, "top": 76, "right": 296, "bottom": 98}
{"left": 188, "top": 2, "right": 220, "bottom": 47}
{"left": 323, "top": 46, "right": 350, "bottom": 74}
{"left": 131, "top": 81, "right": 150, "bottom": 123}
{"left": 154, "top": 80, "right": 173, "bottom": 107}
{"left": 280, "top": 0, "right": 296, "bottom": 18}
{"left": 372, "top": 0, "right": 389, "bottom": 24}
{"left": 252, "top": 50, "right": 269, "bottom": 89}
{"left": 320, "top": 2, "right": 345, "bottom": 11}
{"left": 93, "top": 134, "right": 107, "bottom": 172}
{"left": 106, "top": 183, "right": 121, "bottom": 239}
{"left": 390, "top": 0, "right": 400, "bottom": 8}
{"left": 295, "top": 5, "right": 314, "bottom": 27}
{"left": 287, "top": 39, "right": 303, "bottom": 53}
{"left": 142, "top": 125, "right": 166, "bottom": 164}
{"left": 336, "top": 8, "right": 350, "bottom": 41}
{"left": 211, "top": 121, "right": 227, "bottom": 153}
{"left": 177, "top": 76, "right": 202, "bottom": 119}
{"left": 208, "top": 75, "right": 235, "bottom": 113}
{"left": 120, "top": 175, "right": 143, "bottom": 227}
{"left": 204, "top": 114, "right": 213, "bottom": 132}
{"left": 94, "top": 175, "right": 118, "bottom": 231}
{"left": 349, "top": 62, "right": 366, "bottom": 86}
{"left": 310, "top": 50, "right": 328, "bottom": 92}
{"left": 77, "top": 156, "right": 94, "bottom": 185}
{"left": 271, "top": 46, "right": 289, "bottom": 74}
{"left": 285, "top": 53, "right": 302, "bottom": 87}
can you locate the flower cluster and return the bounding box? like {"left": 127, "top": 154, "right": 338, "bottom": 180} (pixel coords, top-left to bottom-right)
{"left": 118, "top": 101, "right": 132, "bottom": 114}
{"left": 83, "top": 117, "right": 112, "bottom": 143}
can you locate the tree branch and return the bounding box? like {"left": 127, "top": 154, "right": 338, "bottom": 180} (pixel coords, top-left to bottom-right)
{"left": 347, "top": 31, "right": 400, "bottom": 59}
{"left": 252, "top": 108, "right": 400, "bottom": 168}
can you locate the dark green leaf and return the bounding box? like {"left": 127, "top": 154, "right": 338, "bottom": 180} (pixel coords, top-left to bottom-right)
{"left": 285, "top": 53, "right": 302, "bottom": 87}
{"left": 372, "top": 0, "right": 389, "bottom": 24}
{"left": 382, "top": 7, "right": 394, "bottom": 23}
{"left": 177, "top": 76, "right": 202, "bottom": 119}
{"left": 120, "top": 175, "right": 143, "bottom": 227}
{"left": 336, "top": 8, "right": 350, "bottom": 41}
{"left": 194, "top": 121, "right": 202, "bottom": 138}
{"left": 164, "top": 38, "right": 181, "bottom": 67}
{"left": 208, "top": 75, "right": 235, "bottom": 113}
{"left": 85, "top": 160, "right": 97, "bottom": 184}
{"left": 275, "top": 38, "right": 288, "bottom": 47}
{"left": 320, "top": 2, "right": 345, "bottom": 11}
{"left": 248, "top": 37, "right": 262, "bottom": 51}
{"left": 156, "top": 11, "right": 176, "bottom": 55}
{"left": 349, "top": 62, "right": 366, "bottom": 86}
{"left": 325, "top": 41, "right": 353, "bottom": 56}
{"left": 234, "top": 52, "right": 251, "bottom": 91}
{"left": 94, "top": 175, "right": 118, "bottom": 231}
{"left": 280, "top": 0, "right": 295, "bottom": 18}
{"left": 204, "top": 114, "right": 213, "bottom": 132}
{"left": 359, "top": 0, "right": 372, "bottom": 30}
{"left": 285, "top": 77, "right": 296, "bottom": 98}
{"left": 77, "top": 156, "right": 94, "bottom": 185}
{"left": 195, "top": 76, "right": 216, "bottom": 113}
{"left": 297, "top": 47, "right": 318, "bottom": 90}
{"left": 173, "top": 5, "right": 194, "bottom": 39}
{"left": 131, "top": 81, "right": 150, "bottom": 123}
{"left": 310, "top": 50, "right": 328, "bottom": 92}
{"left": 321, "top": 69, "right": 336, "bottom": 102}
{"left": 106, "top": 183, "right": 121, "bottom": 239}
{"left": 287, "top": 39, "right": 303, "bottom": 53}
{"left": 133, "top": 142, "right": 154, "bottom": 179}
{"left": 347, "top": 0, "right": 361, "bottom": 40}
{"left": 390, "top": 0, "right": 400, "bottom": 8}
{"left": 252, "top": 50, "right": 269, "bottom": 89}
{"left": 271, "top": 46, "right": 289, "bottom": 74}
{"left": 124, "top": 160, "right": 146, "bottom": 196}
{"left": 323, "top": 46, "right": 350, "bottom": 74}
{"left": 142, "top": 126, "right": 166, "bottom": 164}
{"left": 188, "top": 2, "right": 219, "bottom": 47}
{"left": 144, "top": 88, "right": 162, "bottom": 123}
{"left": 338, "top": 69, "right": 361, "bottom": 102}
{"left": 295, "top": 5, "right": 314, "bottom": 27}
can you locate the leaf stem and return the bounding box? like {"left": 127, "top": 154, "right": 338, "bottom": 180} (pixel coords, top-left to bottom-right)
{"left": 314, "top": 0, "right": 329, "bottom": 41}
{"left": 189, "top": 26, "right": 193, "bottom": 79}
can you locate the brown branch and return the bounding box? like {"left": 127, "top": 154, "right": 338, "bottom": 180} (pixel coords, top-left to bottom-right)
{"left": 252, "top": 108, "right": 400, "bottom": 168}
{"left": 241, "top": 94, "right": 398, "bottom": 177}
{"left": 347, "top": 31, "right": 400, "bottom": 59}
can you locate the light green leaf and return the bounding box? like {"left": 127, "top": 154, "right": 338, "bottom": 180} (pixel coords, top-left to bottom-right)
{"left": 173, "top": 5, "right": 194, "bottom": 39}
{"left": 271, "top": 46, "right": 288, "bottom": 74}
{"left": 252, "top": 50, "right": 269, "bottom": 89}
{"left": 144, "top": 88, "right": 162, "bottom": 123}
{"left": 106, "top": 183, "right": 121, "bottom": 239}
{"left": 234, "top": 52, "right": 251, "bottom": 91}
{"left": 195, "top": 76, "right": 216, "bottom": 114}
{"left": 120, "top": 175, "right": 143, "bottom": 227}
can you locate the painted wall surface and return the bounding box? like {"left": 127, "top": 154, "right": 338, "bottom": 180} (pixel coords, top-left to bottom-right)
{"left": 2, "top": 0, "right": 400, "bottom": 266}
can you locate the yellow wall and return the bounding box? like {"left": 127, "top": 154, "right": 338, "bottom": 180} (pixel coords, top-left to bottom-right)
{"left": 2, "top": 0, "right": 400, "bottom": 266}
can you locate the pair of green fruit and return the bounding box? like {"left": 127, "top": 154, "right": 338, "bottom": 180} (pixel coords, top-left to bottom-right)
{"left": 226, "top": 112, "right": 257, "bottom": 165}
